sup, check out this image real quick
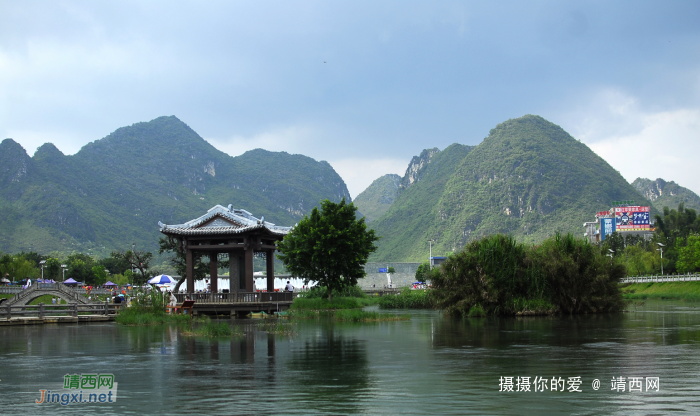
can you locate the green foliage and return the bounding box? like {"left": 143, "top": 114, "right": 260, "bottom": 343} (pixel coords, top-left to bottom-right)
{"left": 291, "top": 297, "right": 365, "bottom": 310}
{"left": 378, "top": 288, "right": 432, "bottom": 309}
{"left": 353, "top": 174, "right": 401, "bottom": 222}
{"left": 430, "top": 233, "right": 625, "bottom": 316}
{"left": 387, "top": 266, "right": 396, "bottom": 274}
{"left": 333, "top": 309, "right": 409, "bottom": 322}
{"left": 621, "top": 282, "right": 700, "bottom": 301}
{"left": 158, "top": 236, "right": 208, "bottom": 292}
{"left": 369, "top": 115, "right": 657, "bottom": 261}
{"left": 91, "top": 265, "right": 109, "bottom": 285}
{"left": 415, "top": 262, "right": 431, "bottom": 282}
{"left": 110, "top": 249, "right": 153, "bottom": 285}
{"left": 0, "top": 116, "right": 351, "bottom": 258}
{"left": 300, "top": 285, "right": 367, "bottom": 299}
{"left": 45, "top": 258, "right": 61, "bottom": 280}
{"left": 0, "top": 253, "right": 39, "bottom": 282}
{"left": 277, "top": 198, "right": 379, "bottom": 302}
{"left": 677, "top": 234, "right": 700, "bottom": 273}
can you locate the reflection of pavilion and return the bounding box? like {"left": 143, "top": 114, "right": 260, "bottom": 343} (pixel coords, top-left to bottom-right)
{"left": 159, "top": 205, "right": 295, "bottom": 314}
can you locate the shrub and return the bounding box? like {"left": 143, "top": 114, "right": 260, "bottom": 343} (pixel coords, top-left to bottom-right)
{"left": 431, "top": 233, "right": 625, "bottom": 316}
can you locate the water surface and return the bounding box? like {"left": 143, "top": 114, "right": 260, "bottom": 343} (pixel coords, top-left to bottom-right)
{"left": 1, "top": 301, "right": 699, "bottom": 415}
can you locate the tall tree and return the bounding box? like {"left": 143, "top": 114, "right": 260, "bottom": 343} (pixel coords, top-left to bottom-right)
{"left": 277, "top": 198, "right": 379, "bottom": 302}
{"left": 158, "top": 236, "right": 208, "bottom": 292}
{"left": 110, "top": 249, "right": 153, "bottom": 284}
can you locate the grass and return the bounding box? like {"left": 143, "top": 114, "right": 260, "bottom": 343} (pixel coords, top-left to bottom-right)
{"left": 115, "top": 306, "right": 191, "bottom": 325}
{"left": 621, "top": 282, "right": 700, "bottom": 301}
{"left": 289, "top": 308, "right": 410, "bottom": 322}
{"left": 291, "top": 297, "right": 377, "bottom": 310}
{"left": 182, "top": 316, "right": 243, "bottom": 338}
{"left": 334, "top": 309, "right": 410, "bottom": 322}
{"left": 258, "top": 321, "right": 296, "bottom": 335}
{"left": 378, "top": 288, "right": 433, "bottom": 309}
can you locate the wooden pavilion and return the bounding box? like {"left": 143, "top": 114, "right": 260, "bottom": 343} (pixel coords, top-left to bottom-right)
{"left": 158, "top": 205, "right": 291, "bottom": 293}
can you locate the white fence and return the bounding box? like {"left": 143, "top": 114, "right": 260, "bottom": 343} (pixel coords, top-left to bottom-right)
{"left": 620, "top": 274, "right": 700, "bottom": 284}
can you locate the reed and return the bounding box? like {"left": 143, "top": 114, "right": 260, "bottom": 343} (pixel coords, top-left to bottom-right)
{"left": 378, "top": 287, "right": 432, "bottom": 309}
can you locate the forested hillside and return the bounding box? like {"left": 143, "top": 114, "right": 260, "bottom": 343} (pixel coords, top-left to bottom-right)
{"left": 0, "top": 116, "right": 350, "bottom": 257}
{"left": 369, "top": 115, "right": 657, "bottom": 261}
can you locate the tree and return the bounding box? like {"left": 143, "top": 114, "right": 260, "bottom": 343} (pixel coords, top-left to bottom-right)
{"left": 158, "top": 236, "right": 209, "bottom": 292}
{"left": 677, "top": 234, "right": 700, "bottom": 273}
{"left": 277, "top": 198, "right": 379, "bottom": 302}
{"left": 45, "top": 258, "right": 61, "bottom": 280}
{"left": 415, "top": 261, "right": 430, "bottom": 282}
{"left": 66, "top": 253, "right": 95, "bottom": 284}
{"left": 110, "top": 249, "right": 153, "bottom": 285}
{"left": 92, "top": 265, "right": 109, "bottom": 285}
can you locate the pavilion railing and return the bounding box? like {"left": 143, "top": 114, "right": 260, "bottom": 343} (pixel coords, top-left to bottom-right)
{"left": 173, "top": 292, "right": 295, "bottom": 304}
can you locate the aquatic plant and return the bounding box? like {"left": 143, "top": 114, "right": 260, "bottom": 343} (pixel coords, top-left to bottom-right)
{"left": 377, "top": 287, "right": 432, "bottom": 309}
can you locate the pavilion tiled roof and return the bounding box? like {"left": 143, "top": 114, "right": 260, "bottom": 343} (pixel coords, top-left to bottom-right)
{"left": 159, "top": 204, "right": 292, "bottom": 236}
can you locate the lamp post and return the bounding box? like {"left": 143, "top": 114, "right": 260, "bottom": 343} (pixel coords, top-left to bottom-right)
{"left": 657, "top": 243, "right": 665, "bottom": 275}
{"left": 39, "top": 260, "right": 46, "bottom": 281}
{"left": 61, "top": 265, "right": 67, "bottom": 282}
{"left": 607, "top": 249, "right": 615, "bottom": 260}
{"left": 428, "top": 240, "right": 434, "bottom": 270}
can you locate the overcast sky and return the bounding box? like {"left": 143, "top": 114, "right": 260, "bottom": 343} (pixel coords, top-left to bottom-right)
{"left": 2, "top": 1, "right": 699, "bottom": 199}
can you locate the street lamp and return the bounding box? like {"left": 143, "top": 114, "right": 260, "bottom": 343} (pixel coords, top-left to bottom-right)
{"left": 657, "top": 243, "right": 665, "bottom": 275}
{"left": 607, "top": 249, "right": 615, "bottom": 260}
{"left": 428, "top": 240, "right": 435, "bottom": 270}
{"left": 39, "top": 260, "right": 46, "bottom": 281}
{"left": 61, "top": 265, "right": 67, "bottom": 282}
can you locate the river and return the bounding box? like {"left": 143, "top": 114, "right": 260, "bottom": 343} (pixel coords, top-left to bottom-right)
{"left": 1, "top": 300, "right": 700, "bottom": 415}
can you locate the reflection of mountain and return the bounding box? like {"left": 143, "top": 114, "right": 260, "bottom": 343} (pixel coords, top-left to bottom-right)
{"left": 286, "top": 326, "right": 369, "bottom": 412}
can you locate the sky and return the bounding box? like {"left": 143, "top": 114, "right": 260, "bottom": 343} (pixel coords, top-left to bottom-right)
{"left": 1, "top": 1, "right": 699, "bottom": 199}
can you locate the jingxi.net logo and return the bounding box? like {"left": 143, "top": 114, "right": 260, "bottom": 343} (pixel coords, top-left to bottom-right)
{"left": 36, "top": 374, "right": 118, "bottom": 405}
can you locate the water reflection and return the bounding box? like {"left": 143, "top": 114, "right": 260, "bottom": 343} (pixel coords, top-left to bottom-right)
{"left": 2, "top": 303, "right": 700, "bottom": 414}
{"left": 286, "top": 324, "right": 370, "bottom": 413}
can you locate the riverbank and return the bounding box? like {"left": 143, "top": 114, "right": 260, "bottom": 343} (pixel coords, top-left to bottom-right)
{"left": 622, "top": 281, "right": 700, "bottom": 301}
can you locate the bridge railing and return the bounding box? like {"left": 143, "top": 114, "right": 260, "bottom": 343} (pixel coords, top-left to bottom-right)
{"left": 620, "top": 274, "right": 700, "bottom": 284}
{"left": 174, "top": 292, "right": 295, "bottom": 304}
{"left": 0, "top": 301, "right": 123, "bottom": 320}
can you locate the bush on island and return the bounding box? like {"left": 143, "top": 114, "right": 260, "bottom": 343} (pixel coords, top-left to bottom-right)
{"left": 430, "top": 233, "right": 626, "bottom": 316}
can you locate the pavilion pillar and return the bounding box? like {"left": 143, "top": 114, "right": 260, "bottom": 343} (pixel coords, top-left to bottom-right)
{"left": 209, "top": 253, "right": 218, "bottom": 293}
{"left": 266, "top": 250, "right": 274, "bottom": 292}
{"left": 186, "top": 248, "right": 194, "bottom": 293}
{"left": 244, "top": 247, "right": 254, "bottom": 292}
{"left": 228, "top": 251, "right": 239, "bottom": 293}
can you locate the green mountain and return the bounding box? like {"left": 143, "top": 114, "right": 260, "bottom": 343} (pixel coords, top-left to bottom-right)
{"left": 353, "top": 174, "right": 401, "bottom": 222}
{"left": 369, "top": 115, "right": 656, "bottom": 261}
{"left": 632, "top": 178, "right": 700, "bottom": 213}
{"left": 0, "top": 116, "right": 350, "bottom": 257}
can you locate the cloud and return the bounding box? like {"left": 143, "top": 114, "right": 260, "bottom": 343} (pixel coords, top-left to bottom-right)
{"left": 328, "top": 157, "right": 407, "bottom": 199}
{"left": 205, "top": 124, "right": 318, "bottom": 158}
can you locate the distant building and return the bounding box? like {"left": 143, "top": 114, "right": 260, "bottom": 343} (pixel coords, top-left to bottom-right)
{"left": 430, "top": 256, "right": 447, "bottom": 267}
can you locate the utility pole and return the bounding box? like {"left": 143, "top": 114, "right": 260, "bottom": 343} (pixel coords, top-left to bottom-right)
{"left": 429, "top": 240, "right": 434, "bottom": 270}
{"left": 657, "top": 243, "right": 665, "bottom": 275}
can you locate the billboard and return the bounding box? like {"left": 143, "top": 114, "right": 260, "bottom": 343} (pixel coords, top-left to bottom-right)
{"left": 600, "top": 218, "right": 616, "bottom": 241}
{"left": 613, "top": 206, "right": 650, "bottom": 232}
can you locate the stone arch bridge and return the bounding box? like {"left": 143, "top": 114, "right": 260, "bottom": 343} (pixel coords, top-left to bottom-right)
{"left": 3, "top": 283, "right": 100, "bottom": 307}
